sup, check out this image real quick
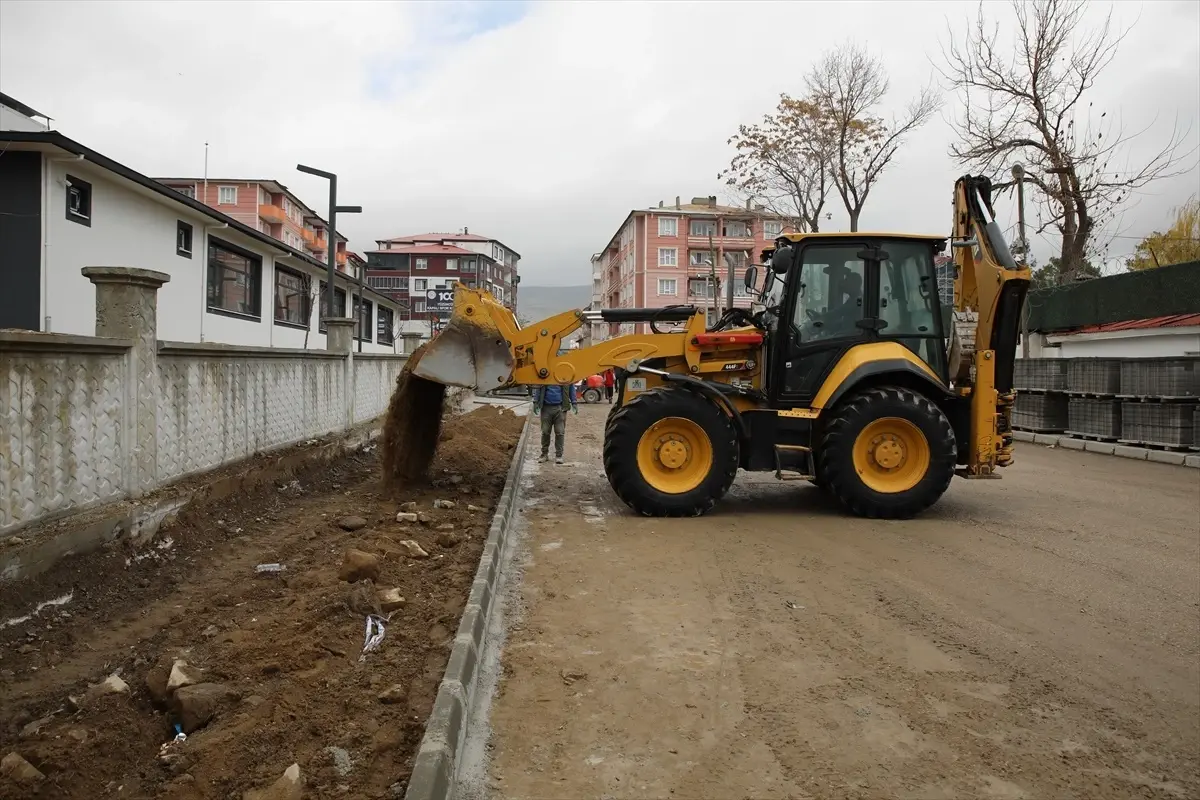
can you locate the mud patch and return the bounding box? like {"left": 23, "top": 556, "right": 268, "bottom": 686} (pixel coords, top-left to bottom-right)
{"left": 0, "top": 413, "right": 525, "bottom": 799}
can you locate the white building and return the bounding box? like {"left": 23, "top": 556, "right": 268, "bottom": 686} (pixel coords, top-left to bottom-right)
{"left": 0, "top": 93, "right": 408, "bottom": 353}
{"left": 1023, "top": 316, "right": 1200, "bottom": 359}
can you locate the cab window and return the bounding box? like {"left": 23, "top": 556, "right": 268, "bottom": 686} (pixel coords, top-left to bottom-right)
{"left": 792, "top": 245, "right": 866, "bottom": 342}
{"left": 877, "top": 240, "right": 943, "bottom": 374}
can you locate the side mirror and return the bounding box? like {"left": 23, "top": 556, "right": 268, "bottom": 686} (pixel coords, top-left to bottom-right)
{"left": 743, "top": 265, "right": 759, "bottom": 294}
{"left": 770, "top": 244, "right": 793, "bottom": 274}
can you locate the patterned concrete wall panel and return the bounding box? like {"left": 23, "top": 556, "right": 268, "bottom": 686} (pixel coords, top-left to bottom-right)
{"left": 354, "top": 357, "right": 407, "bottom": 424}
{"left": 156, "top": 355, "right": 348, "bottom": 485}
{"left": 0, "top": 352, "right": 127, "bottom": 533}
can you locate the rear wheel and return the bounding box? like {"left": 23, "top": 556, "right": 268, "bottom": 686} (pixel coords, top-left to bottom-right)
{"left": 603, "top": 388, "right": 738, "bottom": 517}
{"left": 818, "top": 386, "right": 956, "bottom": 519}
{"left": 583, "top": 387, "right": 602, "bottom": 403}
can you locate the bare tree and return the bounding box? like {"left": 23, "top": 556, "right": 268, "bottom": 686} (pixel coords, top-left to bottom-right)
{"left": 941, "top": 0, "right": 1194, "bottom": 282}
{"left": 295, "top": 271, "right": 316, "bottom": 349}
{"left": 721, "top": 94, "right": 837, "bottom": 233}
{"left": 806, "top": 42, "right": 941, "bottom": 232}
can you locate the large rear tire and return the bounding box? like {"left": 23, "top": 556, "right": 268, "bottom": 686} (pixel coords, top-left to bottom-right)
{"left": 818, "top": 386, "right": 956, "bottom": 519}
{"left": 582, "top": 387, "right": 602, "bottom": 403}
{"left": 603, "top": 388, "right": 738, "bottom": 517}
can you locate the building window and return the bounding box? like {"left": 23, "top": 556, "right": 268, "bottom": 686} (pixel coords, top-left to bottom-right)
{"left": 446, "top": 258, "right": 458, "bottom": 271}
{"left": 176, "top": 221, "right": 193, "bottom": 258}
{"left": 689, "top": 278, "right": 715, "bottom": 298}
{"left": 724, "top": 250, "right": 748, "bottom": 268}
{"left": 413, "top": 278, "right": 427, "bottom": 292}
{"left": 658, "top": 248, "right": 677, "bottom": 267}
{"left": 723, "top": 221, "right": 750, "bottom": 238}
{"left": 176, "top": 185, "right": 196, "bottom": 199}
{"left": 463, "top": 259, "right": 476, "bottom": 273}
{"left": 658, "top": 216, "right": 677, "bottom": 237}
{"left": 658, "top": 278, "right": 677, "bottom": 295}
{"left": 207, "top": 238, "right": 262, "bottom": 318}
{"left": 689, "top": 251, "right": 712, "bottom": 267}
{"left": 65, "top": 175, "right": 92, "bottom": 226}
{"left": 318, "top": 282, "right": 347, "bottom": 333}
{"left": 415, "top": 258, "right": 428, "bottom": 270}
{"left": 415, "top": 298, "right": 426, "bottom": 313}
{"left": 377, "top": 306, "right": 394, "bottom": 345}
{"left": 764, "top": 220, "right": 783, "bottom": 238}
{"left": 355, "top": 298, "right": 374, "bottom": 341}
{"left": 218, "top": 185, "right": 237, "bottom": 205}
{"left": 274, "top": 267, "right": 311, "bottom": 327}
{"left": 689, "top": 219, "right": 716, "bottom": 237}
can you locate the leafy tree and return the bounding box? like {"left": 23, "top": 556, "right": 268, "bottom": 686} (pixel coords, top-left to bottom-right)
{"left": 941, "top": 0, "right": 1192, "bottom": 282}
{"left": 806, "top": 41, "right": 940, "bottom": 232}
{"left": 721, "top": 94, "right": 836, "bottom": 233}
{"left": 1031, "top": 255, "right": 1100, "bottom": 289}
{"left": 1126, "top": 197, "right": 1200, "bottom": 270}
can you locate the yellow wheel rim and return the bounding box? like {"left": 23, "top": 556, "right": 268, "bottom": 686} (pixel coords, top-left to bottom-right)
{"left": 851, "top": 417, "right": 931, "bottom": 494}
{"left": 636, "top": 416, "right": 713, "bottom": 494}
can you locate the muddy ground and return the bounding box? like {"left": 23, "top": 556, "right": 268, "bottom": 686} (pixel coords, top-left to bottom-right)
{"left": 0, "top": 404, "right": 525, "bottom": 800}
{"left": 477, "top": 404, "right": 1200, "bottom": 800}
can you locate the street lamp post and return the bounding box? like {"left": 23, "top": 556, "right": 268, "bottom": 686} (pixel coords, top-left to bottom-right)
{"left": 1011, "top": 163, "right": 1030, "bottom": 358}
{"left": 296, "top": 164, "right": 361, "bottom": 343}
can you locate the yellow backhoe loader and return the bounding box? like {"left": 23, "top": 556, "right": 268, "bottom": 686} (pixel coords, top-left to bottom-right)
{"left": 413, "top": 175, "right": 1030, "bottom": 519}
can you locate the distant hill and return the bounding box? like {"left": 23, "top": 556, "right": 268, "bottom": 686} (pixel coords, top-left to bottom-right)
{"left": 517, "top": 285, "right": 591, "bottom": 323}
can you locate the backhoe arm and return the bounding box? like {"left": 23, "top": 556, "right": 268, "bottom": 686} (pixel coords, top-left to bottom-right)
{"left": 412, "top": 284, "right": 708, "bottom": 391}
{"left": 951, "top": 175, "right": 1032, "bottom": 474}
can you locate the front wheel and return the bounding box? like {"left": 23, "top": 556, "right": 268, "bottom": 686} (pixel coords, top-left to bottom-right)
{"left": 582, "top": 388, "right": 602, "bottom": 403}
{"left": 603, "top": 388, "right": 739, "bottom": 517}
{"left": 817, "top": 386, "right": 956, "bottom": 519}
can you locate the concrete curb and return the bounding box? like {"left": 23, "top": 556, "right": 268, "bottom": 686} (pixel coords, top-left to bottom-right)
{"left": 404, "top": 411, "right": 533, "bottom": 800}
{"left": 1013, "top": 429, "right": 1200, "bottom": 468}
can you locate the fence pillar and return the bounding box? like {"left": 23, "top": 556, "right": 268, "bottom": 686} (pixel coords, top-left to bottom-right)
{"left": 402, "top": 333, "right": 422, "bottom": 354}
{"left": 82, "top": 267, "right": 170, "bottom": 498}
{"left": 325, "top": 317, "right": 356, "bottom": 427}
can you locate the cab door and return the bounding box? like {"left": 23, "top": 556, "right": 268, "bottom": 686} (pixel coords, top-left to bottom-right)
{"left": 769, "top": 242, "right": 876, "bottom": 406}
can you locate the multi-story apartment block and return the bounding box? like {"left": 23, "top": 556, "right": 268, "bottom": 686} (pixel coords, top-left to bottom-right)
{"left": 593, "top": 196, "right": 795, "bottom": 339}
{"left": 154, "top": 178, "right": 350, "bottom": 273}
{"left": 364, "top": 231, "right": 520, "bottom": 325}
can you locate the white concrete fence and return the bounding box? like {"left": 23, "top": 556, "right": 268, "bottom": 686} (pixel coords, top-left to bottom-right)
{"left": 0, "top": 267, "right": 409, "bottom": 535}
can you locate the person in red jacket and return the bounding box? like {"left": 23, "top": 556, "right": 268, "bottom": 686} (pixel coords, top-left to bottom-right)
{"left": 603, "top": 368, "right": 616, "bottom": 403}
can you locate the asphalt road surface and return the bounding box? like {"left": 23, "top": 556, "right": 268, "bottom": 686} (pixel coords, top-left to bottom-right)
{"left": 475, "top": 404, "right": 1200, "bottom": 800}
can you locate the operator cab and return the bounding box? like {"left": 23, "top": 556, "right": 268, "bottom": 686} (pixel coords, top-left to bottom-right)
{"left": 745, "top": 232, "right": 948, "bottom": 406}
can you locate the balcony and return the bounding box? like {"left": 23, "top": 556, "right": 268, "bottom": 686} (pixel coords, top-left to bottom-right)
{"left": 685, "top": 234, "right": 757, "bottom": 249}
{"left": 310, "top": 237, "right": 328, "bottom": 252}
{"left": 301, "top": 228, "right": 317, "bottom": 246}
{"left": 336, "top": 251, "right": 347, "bottom": 266}
{"left": 259, "top": 204, "right": 288, "bottom": 224}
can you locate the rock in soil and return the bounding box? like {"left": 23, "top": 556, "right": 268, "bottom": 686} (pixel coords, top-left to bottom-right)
{"left": 346, "top": 579, "right": 382, "bottom": 616}
{"left": 166, "top": 659, "right": 204, "bottom": 693}
{"left": 399, "top": 501, "right": 417, "bottom": 512}
{"left": 377, "top": 588, "right": 406, "bottom": 613}
{"left": 85, "top": 673, "right": 130, "bottom": 702}
{"left": 435, "top": 523, "right": 456, "bottom": 532}
{"left": 1, "top": 751, "right": 44, "bottom": 784}
{"left": 433, "top": 499, "right": 457, "bottom": 509}
{"left": 437, "top": 531, "right": 460, "bottom": 548}
{"left": 243, "top": 762, "right": 303, "bottom": 800}
{"left": 561, "top": 669, "right": 588, "bottom": 685}
{"left": 173, "top": 683, "right": 241, "bottom": 733}
{"left": 467, "top": 504, "right": 487, "bottom": 513}
{"left": 337, "top": 516, "right": 368, "bottom": 531}
{"left": 398, "top": 540, "right": 430, "bottom": 559}
{"left": 395, "top": 512, "right": 418, "bottom": 523}
{"left": 378, "top": 684, "right": 405, "bottom": 704}
{"left": 338, "top": 548, "right": 380, "bottom": 583}
{"left": 19, "top": 714, "right": 55, "bottom": 740}
{"left": 417, "top": 512, "right": 432, "bottom": 525}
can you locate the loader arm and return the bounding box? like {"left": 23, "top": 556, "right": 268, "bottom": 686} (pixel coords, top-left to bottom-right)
{"left": 412, "top": 284, "right": 709, "bottom": 391}
{"left": 951, "top": 175, "right": 1032, "bottom": 474}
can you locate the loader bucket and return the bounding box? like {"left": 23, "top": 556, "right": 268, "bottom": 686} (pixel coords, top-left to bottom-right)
{"left": 410, "top": 287, "right": 516, "bottom": 392}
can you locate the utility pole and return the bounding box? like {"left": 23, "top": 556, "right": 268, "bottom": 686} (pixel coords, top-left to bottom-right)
{"left": 1012, "top": 163, "right": 1030, "bottom": 358}
{"left": 296, "top": 164, "right": 361, "bottom": 344}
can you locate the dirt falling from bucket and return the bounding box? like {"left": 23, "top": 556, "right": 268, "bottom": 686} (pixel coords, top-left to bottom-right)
{"left": 381, "top": 343, "right": 447, "bottom": 486}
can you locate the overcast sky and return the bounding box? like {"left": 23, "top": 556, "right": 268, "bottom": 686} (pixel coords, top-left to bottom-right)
{"left": 2, "top": 0, "right": 1196, "bottom": 285}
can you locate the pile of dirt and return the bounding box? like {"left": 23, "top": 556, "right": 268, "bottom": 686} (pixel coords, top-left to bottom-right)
{"left": 381, "top": 344, "right": 446, "bottom": 487}
{"left": 0, "top": 422, "right": 525, "bottom": 799}
{"left": 431, "top": 405, "right": 525, "bottom": 485}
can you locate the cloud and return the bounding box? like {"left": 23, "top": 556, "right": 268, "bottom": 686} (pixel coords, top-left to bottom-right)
{"left": 1, "top": 0, "right": 1195, "bottom": 284}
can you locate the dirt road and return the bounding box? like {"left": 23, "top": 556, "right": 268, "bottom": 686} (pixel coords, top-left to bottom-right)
{"left": 480, "top": 404, "right": 1200, "bottom": 800}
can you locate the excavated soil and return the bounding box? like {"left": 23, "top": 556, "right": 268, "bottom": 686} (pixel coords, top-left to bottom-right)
{"left": 0, "top": 406, "right": 525, "bottom": 800}
{"left": 381, "top": 344, "right": 447, "bottom": 487}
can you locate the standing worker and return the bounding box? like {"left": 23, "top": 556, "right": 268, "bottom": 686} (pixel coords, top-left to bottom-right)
{"left": 532, "top": 382, "right": 578, "bottom": 464}
{"left": 603, "top": 368, "right": 616, "bottom": 404}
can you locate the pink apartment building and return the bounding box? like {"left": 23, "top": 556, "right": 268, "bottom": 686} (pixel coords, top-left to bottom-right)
{"left": 591, "top": 196, "right": 794, "bottom": 339}
{"left": 154, "top": 178, "right": 350, "bottom": 272}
